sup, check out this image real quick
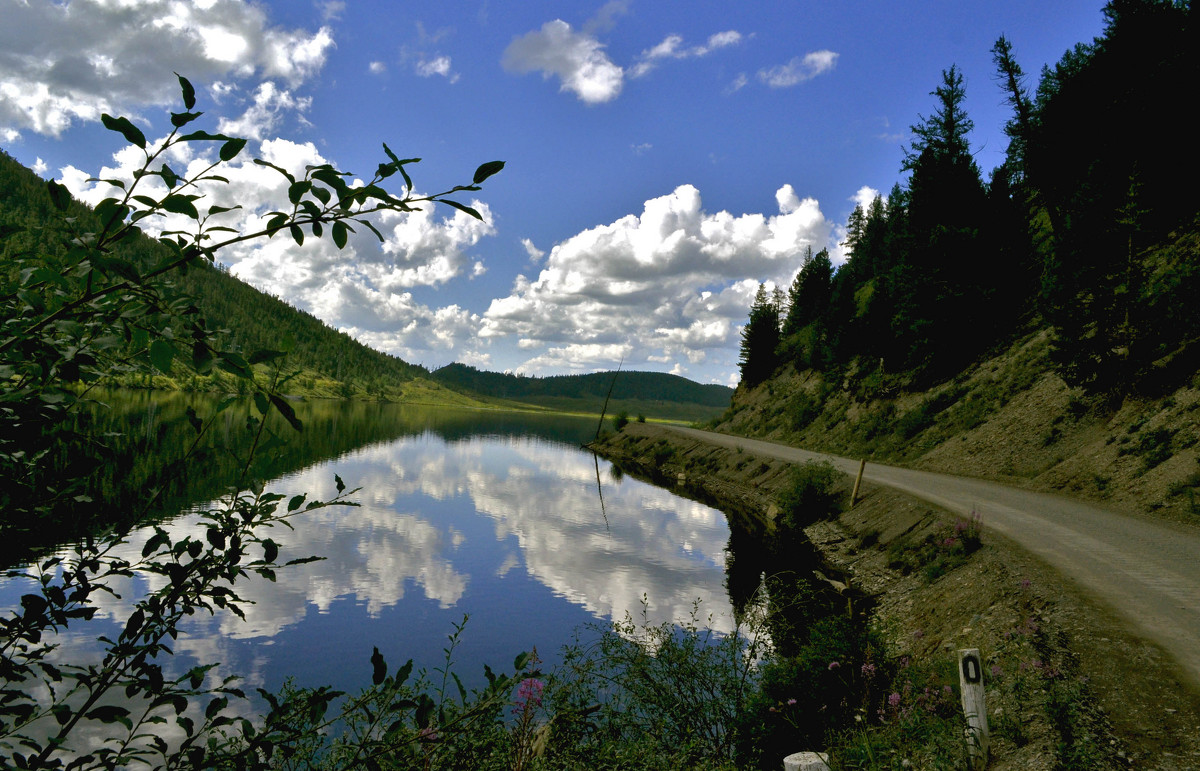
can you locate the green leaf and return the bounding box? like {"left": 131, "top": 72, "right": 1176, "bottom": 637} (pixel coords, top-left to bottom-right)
{"left": 288, "top": 181, "right": 311, "bottom": 204}
{"left": 252, "top": 158, "right": 296, "bottom": 183}
{"left": 217, "top": 352, "right": 252, "bottom": 379}
{"left": 253, "top": 392, "right": 270, "bottom": 417}
{"left": 179, "top": 130, "right": 232, "bottom": 142}
{"left": 101, "top": 113, "right": 146, "bottom": 149}
{"left": 170, "top": 111, "right": 203, "bottom": 128}
{"left": 357, "top": 218, "right": 385, "bottom": 242}
{"left": 176, "top": 73, "right": 196, "bottom": 110}
{"left": 287, "top": 495, "right": 306, "bottom": 512}
{"left": 248, "top": 349, "right": 285, "bottom": 365}
{"left": 142, "top": 529, "right": 169, "bottom": 558}
{"left": 332, "top": 220, "right": 348, "bottom": 249}
{"left": 266, "top": 213, "right": 288, "bottom": 235}
{"left": 149, "top": 339, "right": 174, "bottom": 373}
{"left": 371, "top": 647, "right": 387, "bottom": 685}
{"left": 47, "top": 180, "right": 72, "bottom": 211}
{"left": 335, "top": 474, "right": 346, "bottom": 494}
{"left": 220, "top": 137, "right": 247, "bottom": 162}
{"left": 185, "top": 406, "right": 203, "bottom": 434}
{"left": 268, "top": 393, "right": 303, "bottom": 432}
{"left": 86, "top": 705, "right": 132, "bottom": 728}
{"left": 396, "top": 659, "right": 413, "bottom": 686}
{"left": 205, "top": 697, "right": 228, "bottom": 720}
{"left": 289, "top": 224, "right": 304, "bottom": 246}
{"left": 161, "top": 164, "right": 179, "bottom": 189}
{"left": 161, "top": 195, "right": 199, "bottom": 219}
{"left": 94, "top": 198, "right": 130, "bottom": 229}
{"left": 192, "top": 341, "right": 213, "bottom": 374}
{"left": 438, "top": 199, "right": 483, "bottom": 220}
{"left": 472, "top": 160, "right": 505, "bottom": 184}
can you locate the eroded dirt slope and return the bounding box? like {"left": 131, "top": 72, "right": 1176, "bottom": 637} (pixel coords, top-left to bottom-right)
{"left": 595, "top": 422, "right": 1200, "bottom": 769}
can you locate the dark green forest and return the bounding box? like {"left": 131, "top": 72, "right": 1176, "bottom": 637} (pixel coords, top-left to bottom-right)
{"left": 739, "top": 0, "right": 1200, "bottom": 396}
{"left": 432, "top": 362, "right": 732, "bottom": 407}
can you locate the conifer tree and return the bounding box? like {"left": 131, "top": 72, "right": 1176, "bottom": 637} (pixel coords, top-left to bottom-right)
{"left": 896, "top": 65, "right": 990, "bottom": 378}
{"left": 738, "top": 283, "right": 781, "bottom": 387}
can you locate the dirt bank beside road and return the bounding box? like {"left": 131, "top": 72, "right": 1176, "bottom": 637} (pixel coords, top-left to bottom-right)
{"left": 594, "top": 422, "right": 1200, "bottom": 769}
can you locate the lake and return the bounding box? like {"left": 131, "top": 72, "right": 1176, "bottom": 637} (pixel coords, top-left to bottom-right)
{"left": 2, "top": 395, "right": 741, "bottom": 705}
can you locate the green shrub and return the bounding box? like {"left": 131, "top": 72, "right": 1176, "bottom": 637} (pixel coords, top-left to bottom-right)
{"left": 545, "top": 602, "right": 761, "bottom": 769}
{"left": 613, "top": 410, "right": 630, "bottom": 431}
{"left": 776, "top": 461, "right": 841, "bottom": 531}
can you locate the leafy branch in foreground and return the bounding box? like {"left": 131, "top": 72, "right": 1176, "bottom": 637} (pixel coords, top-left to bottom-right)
{"left": 0, "top": 74, "right": 512, "bottom": 768}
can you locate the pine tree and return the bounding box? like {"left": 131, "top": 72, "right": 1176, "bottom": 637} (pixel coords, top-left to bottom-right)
{"left": 738, "top": 283, "right": 781, "bottom": 388}
{"left": 896, "top": 65, "right": 991, "bottom": 378}
{"left": 781, "top": 248, "right": 834, "bottom": 368}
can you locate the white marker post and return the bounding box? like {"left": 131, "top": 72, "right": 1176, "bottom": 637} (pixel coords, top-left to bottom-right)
{"left": 783, "top": 751, "right": 830, "bottom": 771}
{"left": 957, "top": 648, "right": 989, "bottom": 769}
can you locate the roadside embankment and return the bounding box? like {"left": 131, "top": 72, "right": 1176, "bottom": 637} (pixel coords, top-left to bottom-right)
{"left": 592, "top": 422, "right": 1200, "bottom": 770}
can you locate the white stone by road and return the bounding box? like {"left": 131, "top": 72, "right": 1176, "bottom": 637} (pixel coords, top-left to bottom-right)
{"left": 666, "top": 425, "right": 1200, "bottom": 687}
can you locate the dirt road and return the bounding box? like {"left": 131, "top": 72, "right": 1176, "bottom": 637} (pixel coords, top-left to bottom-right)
{"left": 666, "top": 425, "right": 1200, "bottom": 687}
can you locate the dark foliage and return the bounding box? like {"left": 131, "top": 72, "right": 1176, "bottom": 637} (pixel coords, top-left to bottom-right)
{"left": 736, "top": 0, "right": 1200, "bottom": 398}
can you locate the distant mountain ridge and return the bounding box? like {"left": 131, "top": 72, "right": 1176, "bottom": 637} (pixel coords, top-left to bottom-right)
{"left": 431, "top": 363, "right": 733, "bottom": 419}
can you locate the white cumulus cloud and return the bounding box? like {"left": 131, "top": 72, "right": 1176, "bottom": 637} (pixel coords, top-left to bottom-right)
{"left": 0, "top": 0, "right": 334, "bottom": 137}
{"left": 502, "top": 19, "right": 624, "bottom": 104}
{"left": 58, "top": 130, "right": 498, "bottom": 367}
{"left": 482, "top": 184, "right": 834, "bottom": 377}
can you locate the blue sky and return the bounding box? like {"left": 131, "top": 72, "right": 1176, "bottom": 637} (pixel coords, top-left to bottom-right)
{"left": 1, "top": 1, "right": 1107, "bottom": 385}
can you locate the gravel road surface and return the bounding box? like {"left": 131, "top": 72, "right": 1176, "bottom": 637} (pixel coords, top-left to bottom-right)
{"left": 665, "top": 425, "right": 1200, "bottom": 687}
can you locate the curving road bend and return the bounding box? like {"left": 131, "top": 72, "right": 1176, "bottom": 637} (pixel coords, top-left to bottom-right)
{"left": 664, "top": 425, "right": 1200, "bottom": 687}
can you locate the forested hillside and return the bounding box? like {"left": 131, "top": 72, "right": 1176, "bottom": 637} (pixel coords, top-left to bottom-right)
{"left": 0, "top": 149, "right": 427, "bottom": 395}
{"left": 433, "top": 362, "right": 732, "bottom": 405}
{"left": 738, "top": 0, "right": 1200, "bottom": 397}
{"left": 431, "top": 363, "right": 732, "bottom": 421}
{"left": 724, "top": 0, "right": 1200, "bottom": 521}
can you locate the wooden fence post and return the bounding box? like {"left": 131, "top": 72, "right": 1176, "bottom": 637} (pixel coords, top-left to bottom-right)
{"left": 850, "top": 458, "right": 866, "bottom": 507}
{"left": 957, "top": 648, "right": 990, "bottom": 769}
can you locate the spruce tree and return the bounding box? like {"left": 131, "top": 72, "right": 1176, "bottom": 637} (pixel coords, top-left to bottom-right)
{"left": 896, "top": 65, "right": 991, "bottom": 378}
{"left": 738, "top": 283, "right": 781, "bottom": 387}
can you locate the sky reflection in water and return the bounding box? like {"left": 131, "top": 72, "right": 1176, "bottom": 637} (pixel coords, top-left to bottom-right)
{"left": 11, "top": 421, "right": 735, "bottom": 699}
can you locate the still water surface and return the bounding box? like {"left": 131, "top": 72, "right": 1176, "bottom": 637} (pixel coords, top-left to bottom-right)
{"left": 6, "top": 398, "right": 737, "bottom": 699}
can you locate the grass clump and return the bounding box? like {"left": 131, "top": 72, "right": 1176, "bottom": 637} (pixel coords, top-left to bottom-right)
{"left": 885, "top": 513, "right": 984, "bottom": 582}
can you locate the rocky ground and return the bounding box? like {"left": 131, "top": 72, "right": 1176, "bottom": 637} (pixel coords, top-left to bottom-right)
{"left": 594, "top": 422, "right": 1200, "bottom": 769}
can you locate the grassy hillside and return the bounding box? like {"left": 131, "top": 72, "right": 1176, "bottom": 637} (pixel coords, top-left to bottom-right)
{"left": 713, "top": 326, "right": 1200, "bottom": 522}
{"left": 0, "top": 148, "right": 470, "bottom": 402}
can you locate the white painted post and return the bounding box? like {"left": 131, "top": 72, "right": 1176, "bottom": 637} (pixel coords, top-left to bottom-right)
{"left": 850, "top": 459, "right": 866, "bottom": 507}
{"left": 957, "top": 648, "right": 990, "bottom": 769}
{"left": 783, "top": 751, "right": 830, "bottom": 771}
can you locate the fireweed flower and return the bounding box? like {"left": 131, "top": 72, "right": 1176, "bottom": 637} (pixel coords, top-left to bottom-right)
{"left": 888, "top": 693, "right": 902, "bottom": 708}
{"left": 512, "top": 677, "right": 545, "bottom": 715}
